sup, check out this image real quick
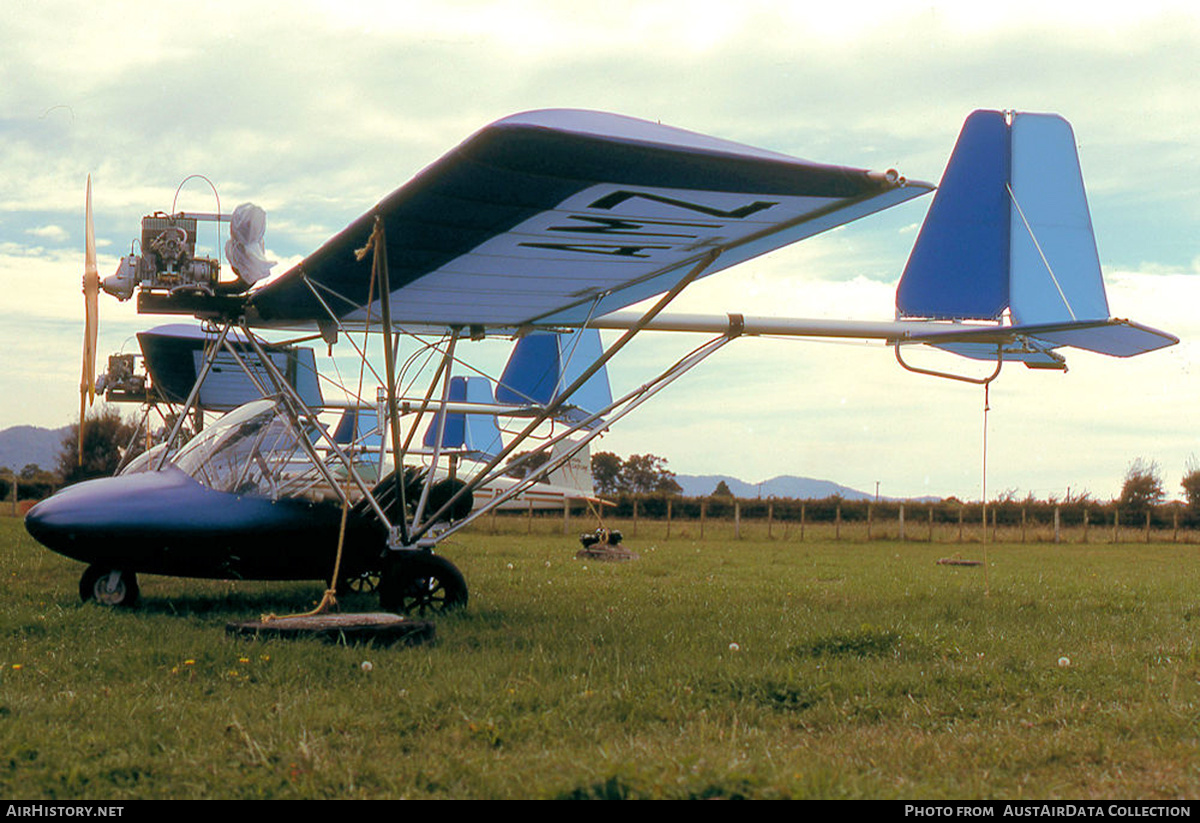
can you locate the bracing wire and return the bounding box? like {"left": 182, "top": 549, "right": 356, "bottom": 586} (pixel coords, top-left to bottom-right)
{"left": 982, "top": 381, "right": 991, "bottom": 597}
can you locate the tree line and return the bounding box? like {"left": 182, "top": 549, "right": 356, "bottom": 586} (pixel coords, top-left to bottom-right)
{"left": 2, "top": 407, "right": 141, "bottom": 502}
{"left": 583, "top": 453, "right": 1200, "bottom": 528}
{"left": 7, "top": 410, "right": 1200, "bottom": 529}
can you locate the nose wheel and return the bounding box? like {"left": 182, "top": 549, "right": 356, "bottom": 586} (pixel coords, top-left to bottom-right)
{"left": 79, "top": 565, "right": 140, "bottom": 607}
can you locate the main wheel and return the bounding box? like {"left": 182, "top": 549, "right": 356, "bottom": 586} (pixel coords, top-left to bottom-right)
{"left": 378, "top": 554, "right": 467, "bottom": 616}
{"left": 337, "top": 569, "right": 381, "bottom": 596}
{"left": 79, "top": 565, "right": 140, "bottom": 607}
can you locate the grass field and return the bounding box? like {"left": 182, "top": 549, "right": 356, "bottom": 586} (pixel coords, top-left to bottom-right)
{"left": 3, "top": 513, "right": 1200, "bottom": 800}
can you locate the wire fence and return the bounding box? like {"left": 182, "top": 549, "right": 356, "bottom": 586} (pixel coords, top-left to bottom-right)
{"left": 462, "top": 494, "right": 1200, "bottom": 545}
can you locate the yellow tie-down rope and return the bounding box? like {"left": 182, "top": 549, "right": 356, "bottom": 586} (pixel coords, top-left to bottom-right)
{"left": 261, "top": 224, "right": 384, "bottom": 622}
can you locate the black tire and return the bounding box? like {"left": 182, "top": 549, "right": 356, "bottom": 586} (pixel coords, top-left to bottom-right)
{"left": 337, "top": 570, "right": 381, "bottom": 596}
{"left": 425, "top": 477, "right": 474, "bottom": 523}
{"left": 378, "top": 553, "right": 467, "bottom": 616}
{"left": 79, "top": 565, "right": 140, "bottom": 607}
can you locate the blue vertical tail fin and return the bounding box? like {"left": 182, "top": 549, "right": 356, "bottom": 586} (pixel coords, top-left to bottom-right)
{"left": 895, "top": 110, "right": 1174, "bottom": 361}
{"left": 496, "top": 329, "right": 612, "bottom": 426}
{"left": 422, "top": 376, "right": 503, "bottom": 460}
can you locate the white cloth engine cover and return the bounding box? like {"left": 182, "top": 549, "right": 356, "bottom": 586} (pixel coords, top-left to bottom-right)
{"left": 225, "top": 202, "right": 275, "bottom": 287}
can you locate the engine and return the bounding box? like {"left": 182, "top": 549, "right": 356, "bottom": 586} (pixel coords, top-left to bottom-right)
{"left": 103, "top": 213, "right": 221, "bottom": 300}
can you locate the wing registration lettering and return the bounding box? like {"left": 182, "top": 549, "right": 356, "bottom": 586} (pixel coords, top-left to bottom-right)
{"left": 587, "top": 190, "right": 778, "bottom": 219}
{"left": 518, "top": 188, "right": 779, "bottom": 258}
{"left": 518, "top": 242, "right": 672, "bottom": 258}
{"left": 546, "top": 215, "right": 718, "bottom": 238}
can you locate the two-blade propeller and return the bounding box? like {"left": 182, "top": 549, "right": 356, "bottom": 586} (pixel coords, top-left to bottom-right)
{"left": 79, "top": 174, "right": 98, "bottom": 465}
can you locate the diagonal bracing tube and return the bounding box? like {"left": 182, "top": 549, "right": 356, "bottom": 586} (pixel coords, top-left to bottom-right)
{"left": 406, "top": 249, "right": 721, "bottom": 544}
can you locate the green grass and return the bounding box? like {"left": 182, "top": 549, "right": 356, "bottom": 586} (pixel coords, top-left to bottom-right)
{"left": 3, "top": 514, "right": 1200, "bottom": 799}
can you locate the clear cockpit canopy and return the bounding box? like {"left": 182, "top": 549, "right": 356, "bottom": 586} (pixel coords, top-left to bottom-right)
{"left": 170, "top": 397, "right": 336, "bottom": 502}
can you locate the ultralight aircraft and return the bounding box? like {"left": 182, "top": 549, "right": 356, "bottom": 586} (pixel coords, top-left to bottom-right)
{"left": 24, "top": 109, "right": 1176, "bottom": 613}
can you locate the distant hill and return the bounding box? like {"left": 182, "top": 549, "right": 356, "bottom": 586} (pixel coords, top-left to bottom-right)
{"left": 0, "top": 425, "right": 70, "bottom": 472}
{"left": 675, "top": 474, "right": 874, "bottom": 500}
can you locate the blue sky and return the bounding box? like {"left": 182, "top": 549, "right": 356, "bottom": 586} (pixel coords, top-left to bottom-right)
{"left": 1, "top": 0, "right": 1197, "bottom": 500}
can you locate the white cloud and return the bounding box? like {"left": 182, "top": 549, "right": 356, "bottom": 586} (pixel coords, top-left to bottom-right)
{"left": 24, "top": 224, "right": 68, "bottom": 243}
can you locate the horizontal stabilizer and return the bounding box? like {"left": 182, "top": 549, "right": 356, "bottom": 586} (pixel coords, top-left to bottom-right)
{"left": 1014, "top": 320, "right": 1177, "bottom": 358}
{"left": 902, "top": 319, "right": 1176, "bottom": 359}
{"left": 927, "top": 342, "right": 1066, "bottom": 368}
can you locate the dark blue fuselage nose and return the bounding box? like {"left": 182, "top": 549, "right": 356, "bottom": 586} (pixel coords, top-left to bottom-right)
{"left": 25, "top": 468, "right": 369, "bottom": 581}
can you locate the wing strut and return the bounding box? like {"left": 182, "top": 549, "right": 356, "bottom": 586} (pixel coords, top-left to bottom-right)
{"left": 357, "top": 217, "right": 410, "bottom": 546}
{"left": 410, "top": 329, "right": 460, "bottom": 531}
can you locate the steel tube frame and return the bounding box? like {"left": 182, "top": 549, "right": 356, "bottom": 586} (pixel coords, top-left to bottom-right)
{"left": 435, "top": 333, "right": 734, "bottom": 540}
{"left": 239, "top": 320, "right": 393, "bottom": 530}
{"left": 406, "top": 249, "right": 721, "bottom": 543}
{"left": 410, "top": 329, "right": 460, "bottom": 531}
{"left": 154, "top": 321, "right": 232, "bottom": 470}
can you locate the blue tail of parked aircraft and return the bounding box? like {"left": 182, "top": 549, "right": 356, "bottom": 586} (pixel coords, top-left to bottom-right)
{"left": 894, "top": 110, "right": 1175, "bottom": 367}
{"left": 497, "top": 328, "right": 613, "bottom": 426}
{"left": 422, "top": 376, "right": 504, "bottom": 461}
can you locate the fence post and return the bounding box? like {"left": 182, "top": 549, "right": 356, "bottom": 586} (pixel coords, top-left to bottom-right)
{"left": 1145, "top": 509, "right": 1151, "bottom": 543}
{"left": 767, "top": 502, "right": 774, "bottom": 539}
{"left": 527, "top": 499, "right": 533, "bottom": 534}
{"left": 867, "top": 503, "right": 873, "bottom": 541}
{"left": 1113, "top": 509, "right": 1119, "bottom": 543}
{"left": 835, "top": 504, "right": 841, "bottom": 541}
{"left": 1054, "top": 506, "right": 1061, "bottom": 544}
{"left": 1082, "top": 508, "right": 1088, "bottom": 543}
{"left": 563, "top": 499, "right": 570, "bottom": 535}
{"left": 899, "top": 503, "right": 906, "bottom": 542}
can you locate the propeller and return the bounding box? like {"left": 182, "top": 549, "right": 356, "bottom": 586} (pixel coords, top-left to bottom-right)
{"left": 79, "top": 174, "right": 98, "bottom": 466}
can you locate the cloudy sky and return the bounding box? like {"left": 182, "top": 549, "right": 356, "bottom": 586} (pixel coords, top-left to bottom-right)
{"left": 2, "top": 0, "right": 1197, "bottom": 501}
